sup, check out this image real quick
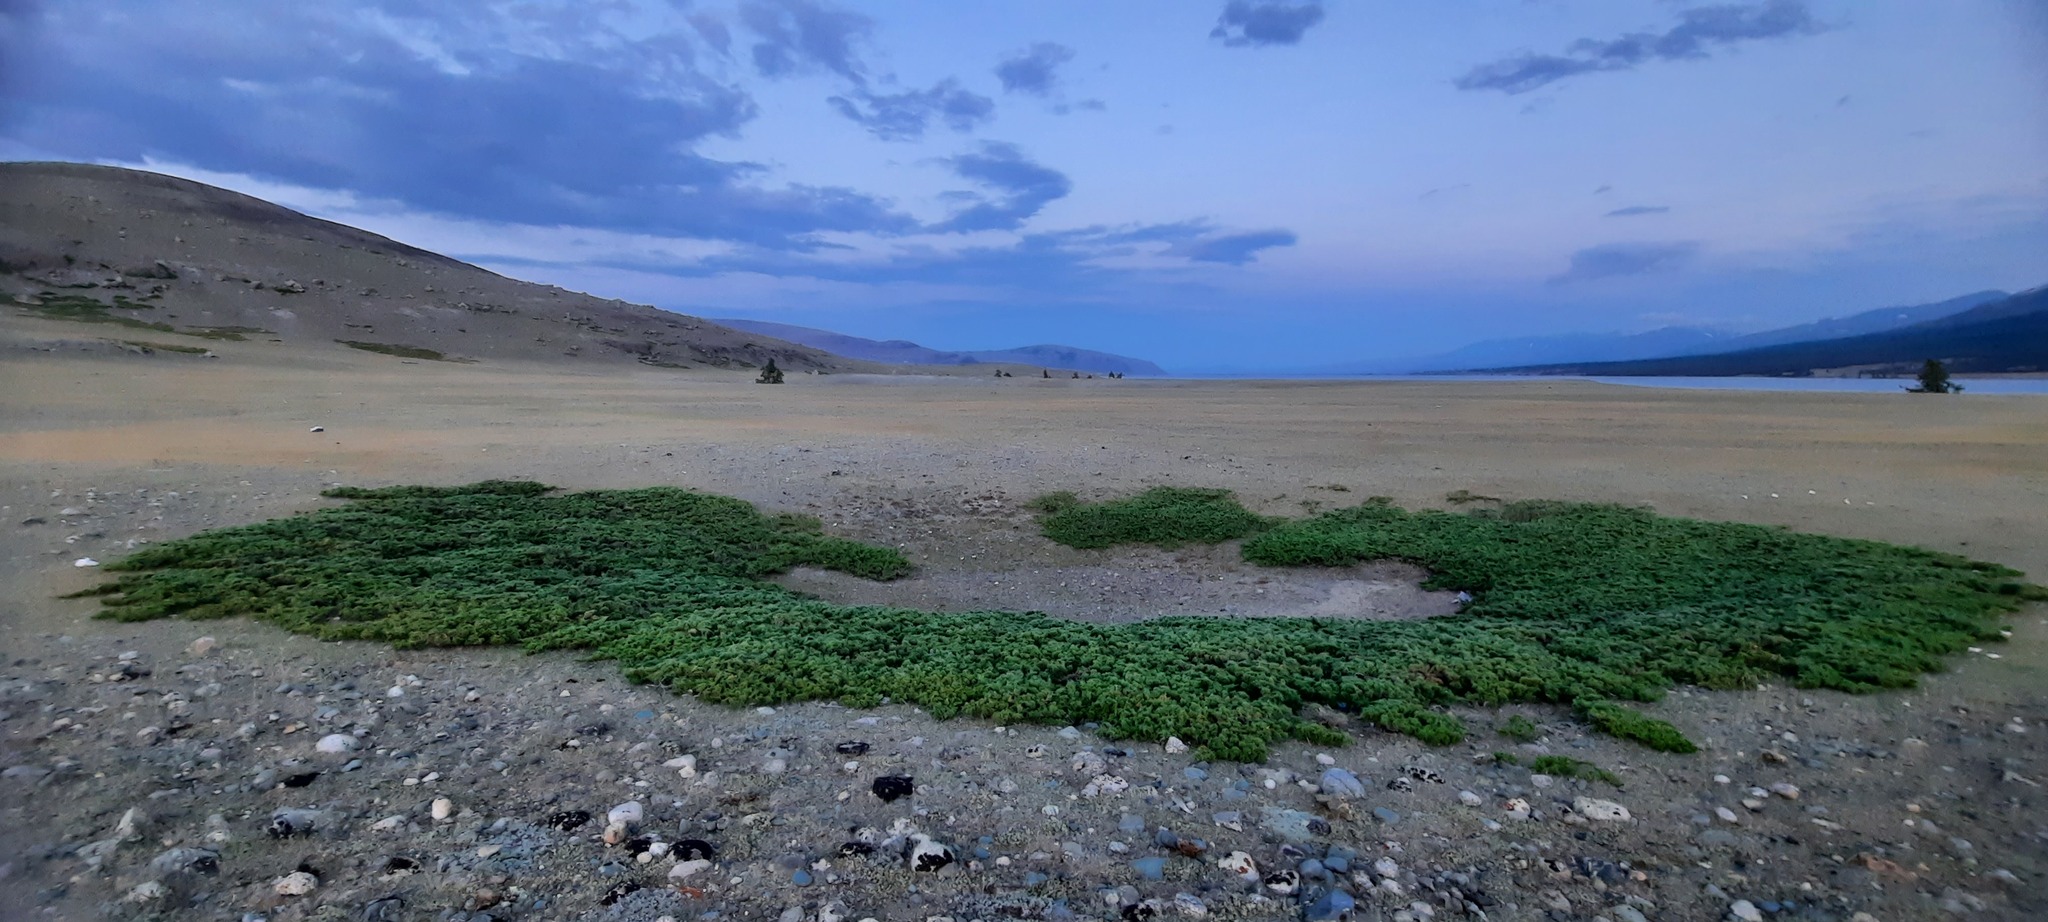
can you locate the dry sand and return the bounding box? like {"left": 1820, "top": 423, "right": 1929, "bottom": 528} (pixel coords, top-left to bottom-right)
{"left": 3, "top": 330, "right": 2046, "bottom": 921}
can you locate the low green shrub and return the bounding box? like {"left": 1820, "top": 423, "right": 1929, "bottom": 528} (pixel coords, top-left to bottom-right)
{"left": 1528, "top": 755, "right": 1622, "bottom": 786}
{"left": 1035, "top": 486, "right": 1276, "bottom": 549}
{"left": 78, "top": 483, "right": 2039, "bottom": 760}
{"left": 1499, "top": 714, "right": 1541, "bottom": 742}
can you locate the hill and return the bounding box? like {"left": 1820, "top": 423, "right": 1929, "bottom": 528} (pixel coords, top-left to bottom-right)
{"left": 0, "top": 162, "right": 859, "bottom": 371}
{"left": 1489, "top": 286, "right": 2048, "bottom": 377}
{"left": 713, "top": 318, "right": 1167, "bottom": 376}
{"left": 1402, "top": 290, "right": 2006, "bottom": 373}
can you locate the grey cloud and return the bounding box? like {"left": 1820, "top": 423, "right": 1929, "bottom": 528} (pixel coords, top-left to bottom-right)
{"left": 1175, "top": 229, "right": 1298, "bottom": 264}
{"left": 1605, "top": 205, "right": 1670, "bottom": 217}
{"left": 995, "top": 42, "right": 1074, "bottom": 96}
{"left": 1457, "top": 0, "right": 1824, "bottom": 94}
{"left": 688, "top": 12, "right": 732, "bottom": 56}
{"left": 933, "top": 142, "right": 1072, "bottom": 233}
{"left": 829, "top": 80, "right": 994, "bottom": 141}
{"left": 739, "top": 0, "right": 871, "bottom": 83}
{"left": 1549, "top": 241, "right": 1700, "bottom": 284}
{"left": 1210, "top": 1, "right": 1325, "bottom": 47}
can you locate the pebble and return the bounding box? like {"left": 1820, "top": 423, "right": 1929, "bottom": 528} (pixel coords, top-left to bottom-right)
{"left": 669, "top": 859, "right": 713, "bottom": 881}
{"left": 1729, "top": 899, "right": 1764, "bottom": 922}
{"left": 1371, "top": 807, "right": 1400, "bottom": 824}
{"left": 1457, "top": 790, "right": 1483, "bottom": 806}
{"left": 315, "top": 733, "right": 359, "bottom": 754}
{"left": 1573, "top": 797, "right": 1631, "bottom": 822}
{"left": 187, "top": 636, "right": 217, "bottom": 656}
{"left": 607, "top": 801, "right": 644, "bottom": 827}
{"left": 1769, "top": 781, "right": 1801, "bottom": 800}
{"left": 431, "top": 798, "right": 454, "bottom": 822}
{"left": 1165, "top": 737, "right": 1188, "bottom": 754}
{"left": 1715, "top": 806, "right": 1740, "bottom": 824}
{"left": 272, "top": 871, "right": 318, "bottom": 897}
{"left": 1132, "top": 857, "right": 1167, "bottom": 881}
{"left": 73, "top": 558, "right": 99, "bottom": 568}
{"left": 1319, "top": 767, "right": 1366, "bottom": 799}
{"left": 1304, "top": 890, "right": 1356, "bottom": 921}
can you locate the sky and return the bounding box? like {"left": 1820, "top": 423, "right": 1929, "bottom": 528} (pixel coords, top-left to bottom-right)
{"left": 2, "top": 1, "right": 2044, "bottom": 372}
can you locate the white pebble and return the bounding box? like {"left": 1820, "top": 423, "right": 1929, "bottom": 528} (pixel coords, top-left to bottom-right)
{"left": 431, "top": 798, "right": 454, "bottom": 821}
{"left": 608, "top": 801, "right": 644, "bottom": 827}
{"left": 273, "top": 871, "right": 319, "bottom": 896}
{"left": 315, "top": 733, "right": 359, "bottom": 754}
{"left": 73, "top": 558, "right": 99, "bottom": 568}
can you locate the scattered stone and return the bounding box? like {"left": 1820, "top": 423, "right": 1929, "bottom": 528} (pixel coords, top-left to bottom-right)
{"left": 873, "top": 775, "right": 914, "bottom": 802}
{"left": 607, "top": 800, "right": 643, "bottom": 827}
{"left": 316, "top": 733, "right": 359, "bottom": 754}
{"left": 1073, "top": 750, "right": 1108, "bottom": 775}
{"left": 1320, "top": 768, "right": 1366, "bottom": 798}
{"left": 1303, "top": 890, "right": 1355, "bottom": 921}
{"left": 431, "top": 798, "right": 454, "bottom": 822}
{"left": 187, "top": 636, "right": 217, "bottom": 656}
{"left": 1573, "top": 797, "right": 1630, "bottom": 822}
{"left": 1729, "top": 899, "right": 1763, "bottom": 922}
{"left": 1768, "top": 782, "right": 1801, "bottom": 800}
{"left": 1458, "top": 790, "right": 1483, "bottom": 807}
{"left": 273, "top": 871, "right": 319, "bottom": 897}
{"left": 73, "top": 558, "right": 99, "bottom": 568}
{"left": 1166, "top": 737, "right": 1188, "bottom": 754}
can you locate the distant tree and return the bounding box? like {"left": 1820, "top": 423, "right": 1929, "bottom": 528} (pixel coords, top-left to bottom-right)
{"left": 1042, "top": 369, "right": 1051, "bottom": 379}
{"left": 1905, "top": 358, "right": 1960, "bottom": 394}
{"left": 755, "top": 358, "right": 785, "bottom": 384}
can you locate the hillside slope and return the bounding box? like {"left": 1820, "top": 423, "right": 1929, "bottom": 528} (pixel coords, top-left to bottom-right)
{"left": 713, "top": 318, "right": 1167, "bottom": 376}
{"left": 0, "top": 162, "right": 858, "bottom": 371}
{"left": 1492, "top": 286, "right": 2048, "bottom": 377}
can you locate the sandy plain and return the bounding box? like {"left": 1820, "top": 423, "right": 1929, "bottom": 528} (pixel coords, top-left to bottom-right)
{"left": 3, "top": 325, "right": 2046, "bottom": 921}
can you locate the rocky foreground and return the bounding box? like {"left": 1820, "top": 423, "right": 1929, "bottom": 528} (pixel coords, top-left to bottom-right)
{"left": 4, "top": 605, "right": 2040, "bottom": 922}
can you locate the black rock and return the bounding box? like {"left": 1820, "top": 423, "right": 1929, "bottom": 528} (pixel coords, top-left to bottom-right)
{"left": 282, "top": 771, "right": 321, "bottom": 788}
{"left": 673, "top": 839, "right": 717, "bottom": 861}
{"left": 872, "top": 775, "right": 914, "bottom": 802}
{"left": 599, "top": 882, "right": 640, "bottom": 906}
{"left": 835, "top": 741, "right": 871, "bottom": 756}
{"left": 382, "top": 856, "right": 420, "bottom": 874}
{"left": 545, "top": 810, "right": 590, "bottom": 831}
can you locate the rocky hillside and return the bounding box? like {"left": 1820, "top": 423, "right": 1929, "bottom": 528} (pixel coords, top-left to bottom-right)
{"left": 0, "top": 162, "right": 860, "bottom": 372}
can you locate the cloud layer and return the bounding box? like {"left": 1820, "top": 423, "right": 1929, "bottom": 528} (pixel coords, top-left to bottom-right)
{"left": 996, "top": 42, "right": 1074, "bottom": 96}
{"left": 1549, "top": 241, "right": 1700, "bottom": 285}
{"left": 1457, "top": 0, "right": 1824, "bottom": 94}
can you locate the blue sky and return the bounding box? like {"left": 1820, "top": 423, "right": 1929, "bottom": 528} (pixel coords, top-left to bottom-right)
{"left": 2, "top": 1, "right": 2043, "bottom": 371}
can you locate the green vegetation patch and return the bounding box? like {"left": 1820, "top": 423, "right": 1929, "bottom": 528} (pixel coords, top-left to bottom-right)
{"left": 1034, "top": 486, "right": 1278, "bottom": 549}
{"left": 1528, "top": 755, "right": 1623, "bottom": 787}
{"left": 17, "top": 293, "right": 176, "bottom": 333}
{"left": 337, "top": 340, "right": 459, "bottom": 361}
{"left": 77, "top": 483, "right": 2043, "bottom": 760}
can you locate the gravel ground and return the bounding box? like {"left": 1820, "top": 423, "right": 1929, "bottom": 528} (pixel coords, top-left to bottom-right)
{"left": 3, "top": 347, "right": 2045, "bottom": 922}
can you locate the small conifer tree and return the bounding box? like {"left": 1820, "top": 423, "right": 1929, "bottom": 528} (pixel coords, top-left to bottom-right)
{"left": 756, "top": 358, "right": 785, "bottom": 384}
{"left": 1906, "top": 358, "right": 1959, "bottom": 394}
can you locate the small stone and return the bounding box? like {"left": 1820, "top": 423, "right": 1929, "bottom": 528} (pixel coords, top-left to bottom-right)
{"left": 1458, "top": 790, "right": 1483, "bottom": 806}
{"left": 316, "top": 734, "right": 359, "bottom": 754}
{"left": 1172, "top": 892, "right": 1208, "bottom": 917}
{"left": 1504, "top": 797, "right": 1532, "bottom": 820}
{"left": 1218, "top": 851, "right": 1260, "bottom": 885}
{"left": 907, "top": 834, "right": 955, "bottom": 872}
{"left": 73, "top": 558, "right": 99, "bottom": 568}
{"left": 1072, "top": 751, "right": 1108, "bottom": 775}
{"left": 1319, "top": 768, "right": 1366, "bottom": 799}
{"left": 669, "top": 859, "right": 713, "bottom": 881}
{"left": 1314, "top": 753, "right": 1336, "bottom": 766}
{"left": 123, "top": 881, "right": 167, "bottom": 904}
{"left": 1132, "top": 857, "right": 1168, "bottom": 881}
{"left": 1716, "top": 807, "right": 1740, "bottom": 824}
{"left": 431, "top": 798, "right": 454, "bottom": 821}
{"left": 272, "top": 871, "right": 318, "bottom": 897}
{"left": 1165, "top": 737, "right": 1188, "bottom": 754}
{"left": 607, "top": 801, "right": 644, "bottom": 827}
{"left": 1729, "top": 899, "right": 1763, "bottom": 922}
{"left": 1768, "top": 782, "right": 1801, "bottom": 800}
{"left": 187, "top": 637, "right": 217, "bottom": 656}
{"left": 1374, "top": 857, "right": 1400, "bottom": 879}
{"left": 1303, "top": 890, "right": 1355, "bottom": 922}
{"left": 1573, "top": 797, "right": 1631, "bottom": 822}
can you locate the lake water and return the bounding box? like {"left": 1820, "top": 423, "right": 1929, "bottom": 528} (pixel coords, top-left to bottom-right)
{"left": 1172, "top": 373, "right": 2048, "bottom": 395}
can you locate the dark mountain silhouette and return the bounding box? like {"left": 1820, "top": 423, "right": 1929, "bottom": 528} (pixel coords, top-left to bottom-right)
{"left": 1486, "top": 286, "right": 2048, "bottom": 377}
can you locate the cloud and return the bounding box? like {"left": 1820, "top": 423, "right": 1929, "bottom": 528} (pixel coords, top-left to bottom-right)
{"left": 738, "top": 0, "right": 873, "bottom": 83}
{"left": 4, "top": 2, "right": 916, "bottom": 247}
{"left": 1605, "top": 205, "right": 1671, "bottom": 217}
{"left": 1173, "top": 229, "right": 1299, "bottom": 265}
{"left": 1210, "top": 1, "right": 1325, "bottom": 48}
{"left": 829, "top": 80, "right": 994, "bottom": 141}
{"left": 1456, "top": 0, "right": 1825, "bottom": 94}
{"left": 1549, "top": 241, "right": 1700, "bottom": 284}
{"left": 995, "top": 42, "right": 1074, "bottom": 96}
{"left": 932, "top": 142, "right": 1072, "bottom": 233}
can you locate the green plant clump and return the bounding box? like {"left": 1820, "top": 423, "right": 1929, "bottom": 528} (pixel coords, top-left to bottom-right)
{"left": 1034, "top": 486, "right": 1277, "bottom": 549}
{"left": 1498, "top": 714, "right": 1542, "bottom": 742}
{"left": 1528, "top": 755, "right": 1623, "bottom": 787}
{"left": 78, "top": 483, "right": 2044, "bottom": 760}
{"left": 17, "top": 293, "right": 176, "bottom": 333}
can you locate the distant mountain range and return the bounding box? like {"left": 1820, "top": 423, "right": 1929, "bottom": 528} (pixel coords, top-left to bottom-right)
{"left": 713, "top": 318, "right": 1167, "bottom": 376}
{"left": 1404, "top": 290, "right": 2010, "bottom": 373}
{"left": 1487, "top": 286, "right": 2048, "bottom": 377}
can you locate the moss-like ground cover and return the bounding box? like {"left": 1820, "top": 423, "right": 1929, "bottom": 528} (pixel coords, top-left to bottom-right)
{"left": 337, "top": 340, "right": 463, "bottom": 361}
{"left": 79, "top": 482, "right": 2043, "bottom": 761}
